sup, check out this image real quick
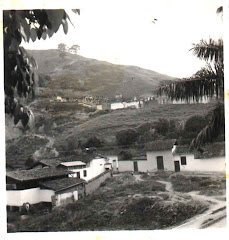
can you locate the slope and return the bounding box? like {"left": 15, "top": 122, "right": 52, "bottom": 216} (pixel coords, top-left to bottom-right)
{"left": 28, "top": 49, "right": 175, "bottom": 99}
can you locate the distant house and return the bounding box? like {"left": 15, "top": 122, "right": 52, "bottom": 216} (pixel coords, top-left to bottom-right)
{"left": 96, "top": 103, "right": 111, "bottom": 111}
{"left": 6, "top": 168, "right": 73, "bottom": 209}
{"left": 145, "top": 139, "right": 177, "bottom": 171}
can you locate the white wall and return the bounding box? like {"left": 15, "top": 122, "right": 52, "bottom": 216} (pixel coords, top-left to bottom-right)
{"left": 118, "top": 160, "right": 148, "bottom": 172}
{"left": 110, "top": 101, "right": 142, "bottom": 110}
{"left": 174, "top": 153, "right": 225, "bottom": 172}
{"left": 69, "top": 158, "right": 107, "bottom": 181}
{"left": 146, "top": 150, "right": 174, "bottom": 171}
{"left": 110, "top": 102, "right": 125, "bottom": 110}
{"left": 106, "top": 155, "right": 119, "bottom": 170}
{"left": 55, "top": 191, "right": 78, "bottom": 206}
{"left": 7, "top": 188, "right": 54, "bottom": 207}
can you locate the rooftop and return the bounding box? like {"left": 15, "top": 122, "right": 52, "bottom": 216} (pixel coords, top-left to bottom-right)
{"left": 39, "top": 178, "right": 86, "bottom": 192}
{"left": 59, "top": 161, "right": 86, "bottom": 167}
{"left": 144, "top": 139, "right": 177, "bottom": 151}
{"left": 174, "top": 145, "right": 191, "bottom": 154}
{"left": 39, "top": 159, "right": 62, "bottom": 167}
{"left": 6, "top": 168, "right": 73, "bottom": 182}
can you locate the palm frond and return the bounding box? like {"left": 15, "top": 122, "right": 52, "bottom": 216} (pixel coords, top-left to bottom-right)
{"left": 157, "top": 66, "right": 224, "bottom": 102}
{"left": 190, "top": 102, "right": 224, "bottom": 149}
{"left": 190, "top": 38, "right": 223, "bottom": 64}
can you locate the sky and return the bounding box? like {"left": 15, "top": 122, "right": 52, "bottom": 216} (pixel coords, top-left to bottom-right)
{"left": 21, "top": 0, "right": 224, "bottom": 78}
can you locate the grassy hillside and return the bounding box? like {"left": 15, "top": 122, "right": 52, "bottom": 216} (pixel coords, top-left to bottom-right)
{"left": 54, "top": 102, "right": 216, "bottom": 151}
{"left": 28, "top": 49, "right": 175, "bottom": 98}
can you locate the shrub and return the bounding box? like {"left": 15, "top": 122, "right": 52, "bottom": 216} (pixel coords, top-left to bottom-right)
{"left": 116, "top": 128, "right": 139, "bottom": 145}
{"left": 135, "top": 122, "right": 152, "bottom": 135}
{"left": 118, "top": 150, "right": 132, "bottom": 160}
{"left": 184, "top": 115, "right": 208, "bottom": 134}
{"left": 85, "top": 136, "right": 103, "bottom": 148}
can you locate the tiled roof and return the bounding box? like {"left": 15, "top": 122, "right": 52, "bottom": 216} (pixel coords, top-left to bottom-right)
{"left": 6, "top": 168, "right": 73, "bottom": 182}
{"left": 39, "top": 159, "right": 62, "bottom": 167}
{"left": 144, "top": 139, "right": 177, "bottom": 151}
{"left": 39, "top": 178, "right": 86, "bottom": 192}
{"left": 174, "top": 145, "right": 191, "bottom": 154}
{"left": 132, "top": 155, "right": 147, "bottom": 160}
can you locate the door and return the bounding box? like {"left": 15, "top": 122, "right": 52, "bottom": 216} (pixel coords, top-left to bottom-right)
{"left": 156, "top": 156, "right": 164, "bottom": 170}
{"left": 77, "top": 172, "right": 80, "bottom": 178}
{"left": 133, "top": 161, "right": 138, "bottom": 172}
{"left": 113, "top": 160, "right": 117, "bottom": 171}
{"left": 174, "top": 161, "right": 180, "bottom": 172}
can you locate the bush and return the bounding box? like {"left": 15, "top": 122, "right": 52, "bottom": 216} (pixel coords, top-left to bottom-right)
{"left": 85, "top": 136, "right": 103, "bottom": 148}
{"left": 116, "top": 128, "right": 139, "bottom": 145}
{"left": 135, "top": 122, "right": 152, "bottom": 134}
{"left": 184, "top": 115, "right": 208, "bottom": 134}
{"left": 118, "top": 150, "right": 132, "bottom": 160}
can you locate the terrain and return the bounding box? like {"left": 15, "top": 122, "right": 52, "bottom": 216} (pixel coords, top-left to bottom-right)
{"left": 7, "top": 172, "right": 226, "bottom": 232}
{"left": 28, "top": 50, "right": 175, "bottom": 99}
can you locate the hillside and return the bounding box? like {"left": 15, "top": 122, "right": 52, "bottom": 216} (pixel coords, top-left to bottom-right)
{"left": 28, "top": 50, "right": 175, "bottom": 99}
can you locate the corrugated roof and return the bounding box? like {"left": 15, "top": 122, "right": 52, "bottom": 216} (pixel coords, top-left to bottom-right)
{"left": 39, "top": 178, "right": 86, "bottom": 191}
{"left": 144, "top": 139, "right": 177, "bottom": 151}
{"left": 59, "top": 161, "right": 86, "bottom": 167}
{"left": 6, "top": 168, "right": 73, "bottom": 182}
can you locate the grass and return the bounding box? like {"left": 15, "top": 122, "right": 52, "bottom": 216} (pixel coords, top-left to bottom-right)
{"left": 53, "top": 102, "right": 215, "bottom": 150}
{"left": 10, "top": 173, "right": 209, "bottom": 232}
{"left": 170, "top": 174, "right": 226, "bottom": 193}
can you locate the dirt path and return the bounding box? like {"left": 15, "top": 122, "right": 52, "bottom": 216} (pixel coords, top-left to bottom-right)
{"left": 154, "top": 180, "right": 226, "bottom": 229}
{"left": 133, "top": 174, "right": 144, "bottom": 182}
{"left": 171, "top": 191, "right": 226, "bottom": 229}
{"left": 156, "top": 180, "right": 173, "bottom": 192}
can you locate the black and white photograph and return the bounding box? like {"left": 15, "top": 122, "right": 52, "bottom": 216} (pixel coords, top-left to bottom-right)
{"left": 1, "top": 0, "right": 228, "bottom": 236}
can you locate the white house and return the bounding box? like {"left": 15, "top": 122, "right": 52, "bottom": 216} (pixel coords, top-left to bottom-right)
{"left": 6, "top": 168, "right": 80, "bottom": 208}
{"left": 173, "top": 144, "right": 226, "bottom": 172}
{"left": 145, "top": 139, "right": 177, "bottom": 171}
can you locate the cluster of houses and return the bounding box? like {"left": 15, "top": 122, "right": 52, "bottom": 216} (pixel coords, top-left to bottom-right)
{"left": 6, "top": 139, "right": 225, "bottom": 212}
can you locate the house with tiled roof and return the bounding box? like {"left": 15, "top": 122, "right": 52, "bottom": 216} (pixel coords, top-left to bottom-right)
{"left": 173, "top": 143, "right": 225, "bottom": 172}
{"left": 6, "top": 167, "right": 90, "bottom": 209}
{"left": 144, "top": 139, "right": 177, "bottom": 172}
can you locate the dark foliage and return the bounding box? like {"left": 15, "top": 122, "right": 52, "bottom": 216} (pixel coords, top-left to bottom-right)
{"left": 4, "top": 9, "right": 79, "bottom": 126}
{"left": 116, "top": 128, "right": 139, "bottom": 145}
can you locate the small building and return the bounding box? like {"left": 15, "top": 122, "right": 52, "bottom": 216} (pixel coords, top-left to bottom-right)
{"left": 106, "top": 155, "right": 119, "bottom": 171}
{"left": 57, "top": 161, "right": 88, "bottom": 180}
{"left": 145, "top": 139, "right": 177, "bottom": 171}
{"left": 6, "top": 168, "right": 73, "bottom": 208}
{"left": 96, "top": 103, "right": 111, "bottom": 111}
{"left": 39, "top": 178, "right": 86, "bottom": 206}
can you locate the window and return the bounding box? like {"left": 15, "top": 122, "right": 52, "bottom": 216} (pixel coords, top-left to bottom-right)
{"left": 83, "top": 170, "right": 87, "bottom": 177}
{"left": 180, "top": 156, "right": 187, "bottom": 165}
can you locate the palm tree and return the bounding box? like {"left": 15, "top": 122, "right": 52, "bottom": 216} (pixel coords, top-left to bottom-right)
{"left": 158, "top": 9, "right": 224, "bottom": 150}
